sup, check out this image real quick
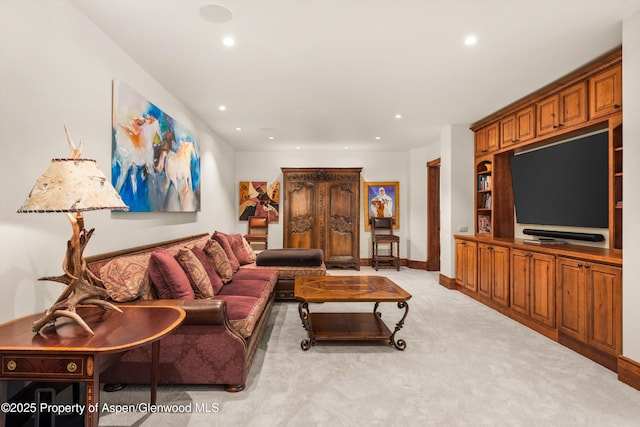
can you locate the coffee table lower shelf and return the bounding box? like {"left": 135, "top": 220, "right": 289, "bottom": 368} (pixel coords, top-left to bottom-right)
{"left": 298, "top": 303, "right": 408, "bottom": 351}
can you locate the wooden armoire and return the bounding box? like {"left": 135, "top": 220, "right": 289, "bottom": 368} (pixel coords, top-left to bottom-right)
{"left": 281, "top": 167, "right": 361, "bottom": 270}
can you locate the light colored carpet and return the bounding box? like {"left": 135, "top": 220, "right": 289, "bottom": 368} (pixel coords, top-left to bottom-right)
{"left": 98, "top": 268, "right": 640, "bottom": 426}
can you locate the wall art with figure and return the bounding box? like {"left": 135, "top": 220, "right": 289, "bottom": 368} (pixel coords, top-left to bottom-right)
{"left": 239, "top": 181, "right": 280, "bottom": 222}
{"left": 365, "top": 181, "right": 399, "bottom": 230}
{"left": 112, "top": 80, "right": 200, "bottom": 212}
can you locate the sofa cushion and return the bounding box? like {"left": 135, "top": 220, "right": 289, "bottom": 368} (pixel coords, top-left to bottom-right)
{"left": 215, "top": 294, "right": 268, "bottom": 338}
{"left": 218, "top": 279, "right": 272, "bottom": 299}
{"left": 191, "top": 247, "right": 224, "bottom": 294}
{"left": 99, "top": 253, "right": 153, "bottom": 302}
{"left": 242, "top": 236, "right": 257, "bottom": 262}
{"left": 148, "top": 249, "right": 195, "bottom": 300}
{"left": 232, "top": 267, "right": 278, "bottom": 285}
{"left": 212, "top": 231, "right": 240, "bottom": 272}
{"left": 227, "top": 233, "right": 254, "bottom": 265}
{"left": 256, "top": 248, "right": 324, "bottom": 267}
{"left": 175, "top": 248, "right": 215, "bottom": 299}
{"left": 203, "top": 239, "right": 234, "bottom": 283}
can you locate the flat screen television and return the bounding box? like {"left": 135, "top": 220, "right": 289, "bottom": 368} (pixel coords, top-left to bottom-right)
{"left": 509, "top": 130, "right": 609, "bottom": 228}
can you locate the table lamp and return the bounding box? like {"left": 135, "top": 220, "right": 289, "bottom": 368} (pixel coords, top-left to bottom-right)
{"left": 18, "top": 125, "right": 129, "bottom": 335}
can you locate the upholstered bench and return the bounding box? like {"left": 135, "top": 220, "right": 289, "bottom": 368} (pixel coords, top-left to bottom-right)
{"left": 244, "top": 249, "right": 326, "bottom": 300}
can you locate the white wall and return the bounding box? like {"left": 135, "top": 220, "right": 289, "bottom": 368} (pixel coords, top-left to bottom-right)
{"left": 233, "top": 149, "right": 413, "bottom": 259}
{"left": 408, "top": 144, "right": 441, "bottom": 262}
{"left": 622, "top": 9, "right": 640, "bottom": 363}
{"left": 439, "top": 125, "right": 475, "bottom": 277}
{"left": 0, "top": 0, "right": 236, "bottom": 324}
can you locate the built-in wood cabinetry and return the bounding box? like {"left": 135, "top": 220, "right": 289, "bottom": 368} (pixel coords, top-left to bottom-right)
{"left": 500, "top": 105, "right": 535, "bottom": 148}
{"left": 477, "top": 243, "right": 509, "bottom": 307}
{"left": 454, "top": 47, "right": 625, "bottom": 372}
{"left": 510, "top": 249, "right": 555, "bottom": 328}
{"left": 474, "top": 121, "right": 499, "bottom": 155}
{"left": 536, "top": 82, "right": 588, "bottom": 137}
{"left": 281, "top": 167, "right": 361, "bottom": 270}
{"left": 455, "top": 239, "right": 477, "bottom": 291}
{"left": 557, "top": 257, "right": 622, "bottom": 367}
{"left": 590, "top": 64, "right": 622, "bottom": 120}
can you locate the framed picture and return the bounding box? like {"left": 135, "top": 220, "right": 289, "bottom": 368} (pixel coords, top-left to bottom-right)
{"left": 112, "top": 80, "right": 200, "bottom": 212}
{"left": 365, "top": 181, "right": 399, "bottom": 230}
{"left": 239, "top": 181, "right": 280, "bottom": 223}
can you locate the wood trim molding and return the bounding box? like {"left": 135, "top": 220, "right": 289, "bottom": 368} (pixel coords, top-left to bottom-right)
{"left": 618, "top": 356, "right": 640, "bottom": 391}
{"left": 407, "top": 260, "right": 427, "bottom": 270}
{"left": 438, "top": 274, "right": 456, "bottom": 289}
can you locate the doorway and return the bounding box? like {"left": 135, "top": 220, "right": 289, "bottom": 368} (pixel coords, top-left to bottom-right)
{"left": 426, "top": 158, "right": 441, "bottom": 271}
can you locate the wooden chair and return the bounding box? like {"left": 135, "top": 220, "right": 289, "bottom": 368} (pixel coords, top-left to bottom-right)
{"left": 245, "top": 216, "right": 269, "bottom": 249}
{"left": 371, "top": 217, "right": 399, "bottom": 271}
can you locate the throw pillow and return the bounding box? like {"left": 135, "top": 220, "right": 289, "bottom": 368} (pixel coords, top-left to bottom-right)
{"left": 241, "top": 236, "right": 257, "bottom": 262}
{"left": 191, "top": 246, "right": 224, "bottom": 294}
{"left": 175, "top": 248, "right": 215, "bottom": 299}
{"left": 203, "top": 239, "right": 234, "bottom": 283}
{"left": 212, "top": 231, "right": 240, "bottom": 272}
{"left": 148, "top": 249, "right": 195, "bottom": 300}
{"left": 228, "top": 233, "right": 254, "bottom": 265}
{"left": 99, "top": 253, "right": 153, "bottom": 302}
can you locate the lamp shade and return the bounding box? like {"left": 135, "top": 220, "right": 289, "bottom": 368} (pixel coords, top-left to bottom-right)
{"left": 18, "top": 158, "right": 129, "bottom": 213}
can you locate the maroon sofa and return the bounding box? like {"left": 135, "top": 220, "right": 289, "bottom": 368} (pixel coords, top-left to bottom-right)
{"left": 85, "top": 233, "right": 277, "bottom": 392}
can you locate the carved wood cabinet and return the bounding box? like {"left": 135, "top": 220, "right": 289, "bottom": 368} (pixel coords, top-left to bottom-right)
{"left": 281, "top": 167, "right": 361, "bottom": 270}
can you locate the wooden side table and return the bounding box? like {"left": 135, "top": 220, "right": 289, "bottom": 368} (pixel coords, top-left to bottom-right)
{"left": 0, "top": 305, "right": 185, "bottom": 427}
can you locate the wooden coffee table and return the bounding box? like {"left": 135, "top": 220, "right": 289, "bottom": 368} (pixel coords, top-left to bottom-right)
{"left": 0, "top": 305, "right": 185, "bottom": 427}
{"left": 295, "top": 275, "right": 412, "bottom": 351}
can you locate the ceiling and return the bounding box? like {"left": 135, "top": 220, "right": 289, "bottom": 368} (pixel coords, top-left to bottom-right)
{"left": 70, "top": 0, "right": 640, "bottom": 152}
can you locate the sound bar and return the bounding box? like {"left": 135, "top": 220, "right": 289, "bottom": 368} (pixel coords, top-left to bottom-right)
{"left": 523, "top": 229, "right": 604, "bottom": 242}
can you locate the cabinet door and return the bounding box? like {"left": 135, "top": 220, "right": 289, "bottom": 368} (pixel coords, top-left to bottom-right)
{"left": 464, "top": 242, "right": 478, "bottom": 292}
{"left": 500, "top": 115, "right": 516, "bottom": 148}
{"left": 536, "top": 95, "right": 559, "bottom": 136}
{"left": 491, "top": 245, "right": 510, "bottom": 307}
{"left": 283, "top": 181, "right": 318, "bottom": 249}
{"left": 559, "top": 82, "right": 588, "bottom": 129}
{"left": 324, "top": 180, "right": 359, "bottom": 268}
{"left": 587, "top": 263, "right": 622, "bottom": 355}
{"left": 485, "top": 122, "right": 500, "bottom": 153}
{"left": 510, "top": 249, "right": 530, "bottom": 316}
{"left": 477, "top": 243, "right": 493, "bottom": 299}
{"left": 557, "top": 257, "right": 586, "bottom": 342}
{"left": 515, "top": 105, "right": 536, "bottom": 143}
{"left": 529, "top": 252, "right": 555, "bottom": 327}
{"left": 474, "top": 129, "right": 487, "bottom": 155}
{"left": 455, "top": 240, "right": 466, "bottom": 286}
{"left": 589, "top": 65, "right": 622, "bottom": 119}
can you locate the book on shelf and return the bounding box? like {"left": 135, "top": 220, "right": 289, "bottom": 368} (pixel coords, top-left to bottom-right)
{"left": 477, "top": 175, "right": 491, "bottom": 191}
{"left": 480, "top": 193, "right": 492, "bottom": 209}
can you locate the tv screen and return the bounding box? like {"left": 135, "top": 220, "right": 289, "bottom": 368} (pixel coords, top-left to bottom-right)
{"left": 510, "top": 131, "right": 609, "bottom": 228}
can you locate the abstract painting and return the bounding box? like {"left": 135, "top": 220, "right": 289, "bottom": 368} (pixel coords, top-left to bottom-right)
{"left": 239, "top": 181, "right": 280, "bottom": 222}
{"left": 112, "top": 80, "right": 200, "bottom": 212}
{"left": 365, "top": 181, "right": 399, "bottom": 230}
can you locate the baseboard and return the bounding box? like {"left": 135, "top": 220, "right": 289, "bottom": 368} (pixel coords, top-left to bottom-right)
{"left": 618, "top": 355, "right": 640, "bottom": 391}
{"left": 438, "top": 274, "right": 455, "bottom": 289}
{"left": 407, "top": 260, "right": 427, "bottom": 269}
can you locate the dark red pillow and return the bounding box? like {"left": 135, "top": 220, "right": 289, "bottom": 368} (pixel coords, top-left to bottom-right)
{"left": 228, "top": 233, "right": 254, "bottom": 265}
{"left": 212, "top": 231, "right": 240, "bottom": 272}
{"left": 190, "top": 246, "right": 224, "bottom": 294}
{"left": 148, "top": 249, "right": 195, "bottom": 300}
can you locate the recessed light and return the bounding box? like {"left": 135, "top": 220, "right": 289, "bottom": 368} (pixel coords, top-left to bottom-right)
{"left": 199, "top": 4, "right": 233, "bottom": 24}
{"left": 296, "top": 146, "right": 301, "bottom": 150}
{"left": 395, "top": 114, "right": 402, "bottom": 119}
{"left": 218, "top": 105, "right": 226, "bottom": 111}
{"left": 464, "top": 34, "right": 477, "bottom": 46}
{"left": 235, "top": 127, "right": 242, "bottom": 131}
{"left": 344, "top": 146, "right": 349, "bottom": 150}
{"left": 268, "top": 136, "right": 275, "bottom": 140}
{"left": 223, "top": 36, "right": 235, "bottom": 47}
{"left": 375, "top": 136, "right": 381, "bottom": 140}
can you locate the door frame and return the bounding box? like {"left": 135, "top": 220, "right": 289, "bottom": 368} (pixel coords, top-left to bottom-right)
{"left": 426, "top": 158, "right": 441, "bottom": 271}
